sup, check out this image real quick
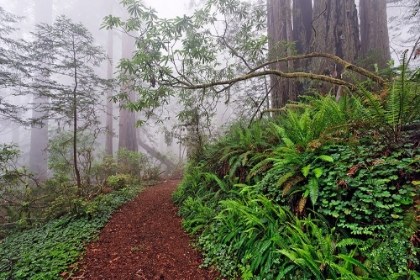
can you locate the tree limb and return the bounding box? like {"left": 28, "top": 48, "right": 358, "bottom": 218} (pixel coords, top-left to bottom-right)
{"left": 167, "top": 69, "right": 358, "bottom": 91}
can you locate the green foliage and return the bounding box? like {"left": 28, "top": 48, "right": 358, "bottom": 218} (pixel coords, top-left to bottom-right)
{"left": 0, "top": 145, "right": 51, "bottom": 230}
{"left": 316, "top": 142, "right": 420, "bottom": 236}
{"left": 277, "top": 217, "right": 365, "bottom": 280}
{"left": 0, "top": 7, "right": 32, "bottom": 124}
{"left": 356, "top": 52, "right": 420, "bottom": 143}
{"left": 196, "top": 187, "right": 292, "bottom": 279}
{"left": 31, "top": 15, "right": 108, "bottom": 125}
{"left": 92, "top": 148, "right": 161, "bottom": 186}
{"left": 215, "top": 121, "right": 272, "bottom": 183}
{"left": 116, "top": 148, "right": 148, "bottom": 180}
{"left": 179, "top": 196, "right": 215, "bottom": 234}
{"left": 90, "top": 154, "right": 118, "bottom": 185}
{"left": 48, "top": 131, "right": 98, "bottom": 190}
{"left": 102, "top": 0, "right": 268, "bottom": 130}
{"left": 0, "top": 143, "right": 159, "bottom": 235}
{"left": 106, "top": 174, "right": 132, "bottom": 190}
{"left": 360, "top": 222, "right": 420, "bottom": 275}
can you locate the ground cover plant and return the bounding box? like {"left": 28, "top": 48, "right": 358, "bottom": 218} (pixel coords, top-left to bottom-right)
{"left": 173, "top": 58, "right": 420, "bottom": 279}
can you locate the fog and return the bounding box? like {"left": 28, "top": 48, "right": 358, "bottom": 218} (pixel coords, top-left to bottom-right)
{"left": 0, "top": 0, "right": 195, "bottom": 176}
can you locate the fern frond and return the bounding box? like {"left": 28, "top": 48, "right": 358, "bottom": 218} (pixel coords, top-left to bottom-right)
{"left": 247, "top": 160, "right": 270, "bottom": 179}
{"left": 403, "top": 210, "right": 419, "bottom": 234}
{"left": 335, "top": 238, "right": 364, "bottom": 248}
{"left": 298, "top": 196, "right": 307, "bottom": 213}
{"left": 276, "top": 171, "right": 295, "bottom": 187}
{"left": 308, "top": 178, "right": 319, "bottom": 206}
{"left": 282, "top": 175, "right": 305, "bottom": 196}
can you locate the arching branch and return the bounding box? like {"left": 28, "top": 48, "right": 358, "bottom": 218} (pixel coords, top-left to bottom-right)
{"left": 167, "top": 69, "right": 358, "bottom": 91}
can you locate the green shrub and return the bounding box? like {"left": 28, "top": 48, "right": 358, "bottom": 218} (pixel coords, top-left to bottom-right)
{"left": 116, "top": 148, "right": 145, "bottom": 178}
{"left": 90, "top": 154, "right": 118, "bottom": 185}
{"left": 106, "top": 174, "right": 132, "bottom": 190}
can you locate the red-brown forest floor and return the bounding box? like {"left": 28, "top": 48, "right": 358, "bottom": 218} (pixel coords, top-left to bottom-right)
{"left": 65, "top": 180, "right": 220, "bottom": 280}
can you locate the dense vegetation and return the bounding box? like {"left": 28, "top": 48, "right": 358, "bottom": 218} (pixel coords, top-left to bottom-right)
{"left": 173, "top": 58, "right": 420, "bottom": 279}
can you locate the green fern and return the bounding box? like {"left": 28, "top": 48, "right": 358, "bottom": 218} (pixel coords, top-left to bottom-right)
{"left": 355, "top": 51, "right": 420, "bottom": 143}
{"left": 403, "top": 210, "right": 419, "bottom": 234}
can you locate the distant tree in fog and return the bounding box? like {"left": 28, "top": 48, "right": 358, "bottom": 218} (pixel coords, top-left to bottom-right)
{"left": 0, "top": 7, "right": 30, "bottom": 123}
{"left": 28, "top": 0, "right": 52, "bottom": 180}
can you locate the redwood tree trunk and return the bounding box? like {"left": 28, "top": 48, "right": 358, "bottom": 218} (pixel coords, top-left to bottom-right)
{"left": 310, "top": 0, "right": 360, "bottom": 93}
{"left": 359, "top": 0, "right": 391, "bottom": 70}
{"left": 267, "top": 0, "right": 294, "bottom": 109}
{"left": 292, "top": 0, "right": 312, "bottom": 55}
{"left": 292, "top": 0, "right": 313, "bottom": 97}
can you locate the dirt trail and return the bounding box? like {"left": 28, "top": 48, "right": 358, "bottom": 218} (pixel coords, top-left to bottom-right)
{"left": 68, "top": 180, "right": 219, "bottom": 280}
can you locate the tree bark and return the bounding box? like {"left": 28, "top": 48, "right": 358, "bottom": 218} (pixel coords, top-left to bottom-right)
{"left": 292, "top": 0, "right": 312, "bottom": 55}
{"left": 29, "top": 0, "right": 53, "bottom": 180}
{"left": 310, "top": 0, "right": 360, "bottom": 94}
{"left": 291, "top": 0, "right": 313, "bottom": 97}
{"left": 267, "top": 0, "right": 295, "bottom": 109}
{"left": 359, "top": 0, "right": 391, "bottom": 70}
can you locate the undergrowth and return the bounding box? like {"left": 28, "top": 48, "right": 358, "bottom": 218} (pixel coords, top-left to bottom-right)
{"left": 173, "top": 59, "right": 420, "bottom": 279}
{"left": 0, "top": 185, "right": 144, "bottom": 279}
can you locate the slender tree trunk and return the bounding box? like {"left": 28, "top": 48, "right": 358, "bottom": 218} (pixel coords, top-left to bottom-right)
{"left": 359, "top": 0, "right": 391, "bottom": 70}
{"left": 72, "top": 35, "right": 82, "bottom": 194}
{"left": 105, "top": 0, "right": 114, "bottom": 155}
{"left": 29, "top": 0, "right": 53, "bottom": 180}
{"left": 285, "top": 0, "right": 295, "bottom": 101}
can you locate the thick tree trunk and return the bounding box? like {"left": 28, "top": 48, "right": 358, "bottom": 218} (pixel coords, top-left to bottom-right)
{"left": 267, "top": 0, "right": 294, "bottom": 109}
{"left": 29, "top": 0, "right": 53, "bottom": 180}
{"left": 293, "top": 0, "right": 312, "bottom": 55}
{"left": 359, "top": 0, "right": 391, "bottom": 70}
{"left": 310, "top": 0, "right": 360, "bottom": 94}
{"left": 292, "top": 0, "right": 313, "bottom": 97}
{"left": 119, "top": 31, "right": 138, "bottom": 152}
